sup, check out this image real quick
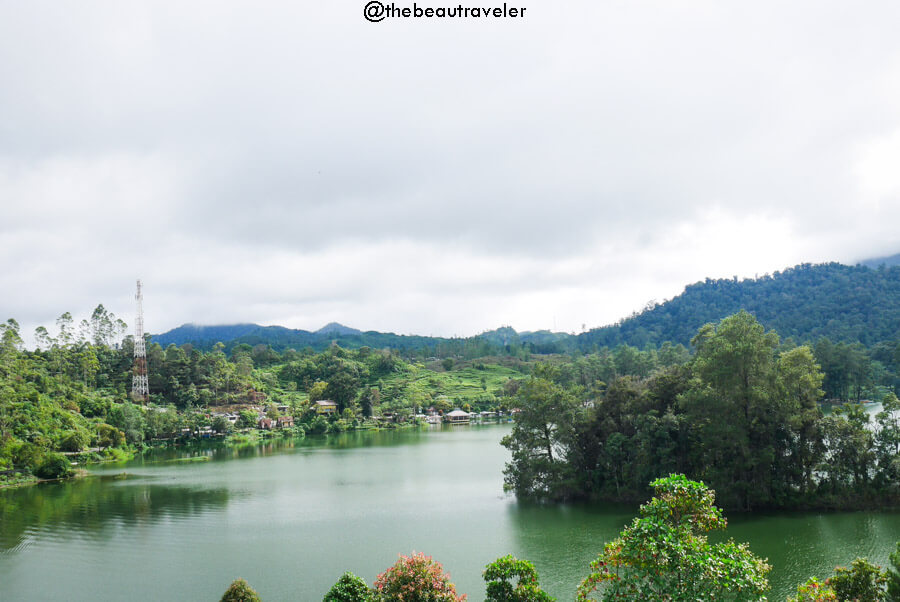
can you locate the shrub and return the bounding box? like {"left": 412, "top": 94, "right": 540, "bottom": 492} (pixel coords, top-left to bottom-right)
{"left": 34, "top": 452, "right": 73, "bottom": 479}
{"left": 828, "top": 558, "right": 887, "bottom": 602}
{"left": 373, "top": 552, "right": 466, "bottom": 601}
{"left": 221, "top": 578, "right": 261, "bottom": 602}
{"left": 324, "top": 572, "right": 372, "bottom": 602}
{"left": 59, "top": 429, "right": 90, "bottom": 452}
{"left": 483, "top": 555, "right": 554, "bottom": 601}
{"left": 307, "top": 416, "right": 328, "bottom": 435}
{"left": 576, "top": 474, "right": 770, "bottom": 601}
{"left": 888, "top": 542, "right": 900, "bottom": 601}
{"left": 788, "top": 577, "right": 838, "bottom": 602}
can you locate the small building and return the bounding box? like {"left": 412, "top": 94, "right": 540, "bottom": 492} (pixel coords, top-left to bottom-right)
{"left": 277, "top": 415, "right": 294, "bottom": 428}
{"left": 258, "top": 417, "right": 273, "bottom": 430}
{"left": 445, "top": 409, "right": 471, "bottom": 424}
{"left": 315, "top": 400, "right": 338, "bottom": 415}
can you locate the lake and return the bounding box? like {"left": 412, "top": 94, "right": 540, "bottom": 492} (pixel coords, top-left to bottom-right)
{"left": 1, "top": 423, "right": 898, "bottom": 601}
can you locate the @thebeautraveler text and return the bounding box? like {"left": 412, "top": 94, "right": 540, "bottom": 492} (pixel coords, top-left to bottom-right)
{"left": 364, "top": 2, "right": 527, "bottom": 22}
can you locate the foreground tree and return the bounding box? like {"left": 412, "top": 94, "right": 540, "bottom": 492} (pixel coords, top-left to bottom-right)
{"left": 221, "top": 578, "right": 262, "bottom": 602}
{"left": 373, "top": 552, "right": 466, "bottom": 601}
{"left": 828, "top": 558, "right": 887, "bottom": 602}
{"left": 324, "top": 572, "right": 372, "bottom": 602}
{"left": 576, "top": 474, "right": 770, "bottom": 601}
{"left": 787, "top": 577, "right": 838, "bottom": 601}
{"left": 483, "top": 555, "right": 554, "bottom": 601}
{"left": 889, "top": 542, "right": 900, "bottom": 601}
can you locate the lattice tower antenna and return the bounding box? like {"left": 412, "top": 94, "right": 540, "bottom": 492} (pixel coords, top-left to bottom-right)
{"left": 132, "top": 279, "right": 149, "bottom": 403}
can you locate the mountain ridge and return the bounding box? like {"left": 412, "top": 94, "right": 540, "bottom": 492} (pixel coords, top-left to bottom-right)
{"left": 152, "top": 258, "right": 900, "bottom": 353}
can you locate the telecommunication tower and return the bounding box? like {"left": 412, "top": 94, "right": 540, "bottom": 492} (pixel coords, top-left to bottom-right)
{"left": 132, "top": 279, "right": 149, "bottom": 403}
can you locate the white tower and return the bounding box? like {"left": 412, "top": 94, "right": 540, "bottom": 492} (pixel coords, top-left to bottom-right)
{"left": 132, "top": 279, "right": 149, "bottom": 403}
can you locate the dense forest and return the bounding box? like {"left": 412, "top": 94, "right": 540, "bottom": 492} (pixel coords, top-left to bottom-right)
{"left": 582, "top": 262, "right": 900, "bottom": 349}
{"left": 503, "top": 311, "right": 900, "bottom": 510}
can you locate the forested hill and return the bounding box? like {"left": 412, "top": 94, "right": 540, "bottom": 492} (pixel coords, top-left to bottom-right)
{"left": 153, "top": 322, "right": 576, "bottom": 355}
{"left": 152, "top": 323, "right": 455, "bottom": 353}
{"left": 154, "top": 262, "right": 900, "bottom": 354}
{"left": 578, "top": 262, "right": 900, "bottom": 349}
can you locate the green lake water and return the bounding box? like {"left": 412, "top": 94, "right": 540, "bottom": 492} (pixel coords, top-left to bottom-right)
{"left": 1, "top": 423, "right": 898, "bottom": 601}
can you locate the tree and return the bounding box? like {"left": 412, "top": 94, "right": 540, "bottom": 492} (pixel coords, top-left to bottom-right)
{"left": 326, "top": 368, "right": 361, "bottom": 413}
{"left": 309, "top": 381, "right": 329, "bottom": 402}
{"left": 683, "top": 311, "right": 783, "bottom": 510}
{"left": 324, "top": 572, "right": 372, "bottom": 602}
{"left": 888, "top": 541, "right": 900, "bottom": 601}
{"left": 220, "top": 578, "right": 262, "bottom": 602}
{"left": 483, "top": 555, "right": 554, "bottom": 602}
{"left": 34, "top": 452, "right": 74, "bottom": 480}
{"left": 788, "top": 577, "right": 838, "bottom": 601}
{"left": 576, "top": 474, "right": 770, "bottom": 601}
{"left": 373, "top": 552, "right": 466, "bottom": 601}
{"left": 501, "top": 376, "right": 580, "bottom": 500}
{"left": 96, "top": 423, "right": 125, "bottom": 450}
{"left": 778, "top": 346, "right": 826, "bottom": 495}
{"left": 828, "top": 558, "right": 887, "bottom": 602}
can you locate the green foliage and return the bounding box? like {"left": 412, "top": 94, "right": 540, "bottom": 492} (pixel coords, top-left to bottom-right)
{"left": 307, "top": 416, "right": 329, "bottom": 435}
{"left": 483, "top": 555, "right": 554, "bottom": 601}
{"left": 828, "top": 558, "right": 887, "bottom": 602}
{"left": 220, "top": 578, "right": 262, "bottom": 602}
{"left": 576, "top": 474, "right": 770, "bottom": 601}
{"left": 373, "top": 552, "right": 466, "bottom": 601}
{"left": 58, "top": 429, "right": 90, "bottom": 452}
{"left": 888, "top": 542, "right": 900, "bottom": 601}
{"left": 34, "top": 452, "right": 73, "bottom": 479}
{"left": 501, "top": 376, "right": 579, "bottom": 500}
{"left": 324, "top": 572, "right": 372, "bottom": 602}
{"left": 504, "top": 311, "right": 899, "bottom": 510}
{"left": 788, "top": 577, "right": 838, "bottom": 601}
{"left": 580, "top": 262, "right": 900, "bottom": 350}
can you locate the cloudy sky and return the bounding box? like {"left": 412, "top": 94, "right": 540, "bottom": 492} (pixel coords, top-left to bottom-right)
{"left": 2, "top": 1, "right": 900, "bottom": 340}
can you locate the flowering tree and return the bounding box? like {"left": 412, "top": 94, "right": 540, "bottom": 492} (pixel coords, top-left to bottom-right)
{"left": 788, "top": 577, "right": 838, "bottom": 601}
{"left": 373, "top": 552, "right": 466, "bottom": 601}
{"left": 576, "top": 474, "right": 770, "bottom": 601}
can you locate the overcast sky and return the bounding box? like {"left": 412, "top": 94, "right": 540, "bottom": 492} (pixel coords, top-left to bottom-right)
{"left": 2, "top": 1, "right": 900, "bottom": 340}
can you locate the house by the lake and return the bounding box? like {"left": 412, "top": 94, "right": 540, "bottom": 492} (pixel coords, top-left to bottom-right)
{"left": 445, "top": 409, "right": 471, "bottom": 424}
{"left": 315, "top": 400, "right": 338, "bottom": 415}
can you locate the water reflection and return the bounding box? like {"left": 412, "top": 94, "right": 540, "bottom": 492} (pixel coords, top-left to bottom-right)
{"left": 0, "top": 475, "right": 231, "bottom": 553}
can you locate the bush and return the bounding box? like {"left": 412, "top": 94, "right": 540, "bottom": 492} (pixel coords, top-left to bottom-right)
{"left": 576, "top": 474, "right": 770, "bottom": 601}
{"left": 888, "top": 542, "right": 900, "bottom": 601}
{"left": 34, "top": 452, "right": 73, "bottom": 479}
{"left": 788, "top": 577, "right": 838, "bottom": 601}
{"left": 324, "top": 572, "right": 372, "bottom": 602}
{"left": 307, "top": 416, "right": 328, "bottom": 435}
{"left": 484, "top": 555, "right": 554, "bottom": 601}
{"left": 828, "top": 558, "right": 887, "bottom": 602}
{"left": 221, "top": 578, "right": 261, "bottom": 602}
{"left": 59, "top": 429, "right": 90, "bottom": 452}
{"left": 374, "top": 552, "right": 466, "bottom": 601}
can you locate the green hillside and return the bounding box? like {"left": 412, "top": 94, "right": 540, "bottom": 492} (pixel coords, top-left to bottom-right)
{"left": 578, "top": 262, "right": 900, "bottom": 349}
